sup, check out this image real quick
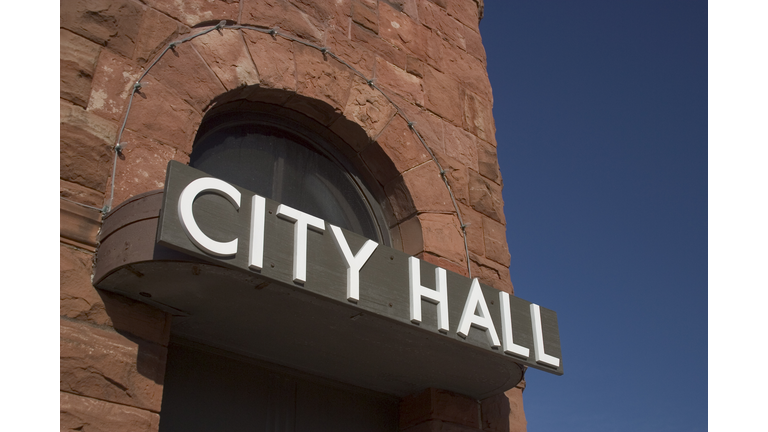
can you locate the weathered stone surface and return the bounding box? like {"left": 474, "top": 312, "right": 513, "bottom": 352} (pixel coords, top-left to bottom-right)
{"left": 134, "top": 7, "right": 189, "bottom": 65}
{"left": 284, "top": 94, "right": 342, "bottom": 126}
{"left": 391, "top": 95, "right": 445, "bottom": 153}
{"left": 481, "top": 385, "right": 527, "bottom": 432}
{"left": 376, "top": 57, "right": 425, "bottom": 107}
{"left": 444, "top": 123, "right": 478, "bottom": 171}
{"left": 142, "top": 0, "right": 240, "bottom": 28}
{"left": 60, "top": 0, "right": 145, "bottom": 58}
{"left": 289, "top": 0, "right": 352, "bottom": 34}
{"left": 87, "top": 48, "right": 141, "bottom": 123}
{"left": 470, "top": 253, "right": 513, "bottom": 294}
{"left": 407, "top": 55, "right": 426, "bottom": 78}
{"left": 483, "top": 216, "right": 510, "bottom": 266}
{"left": 402, "top": 161, "right": 454, "bottom": 214}
{"left": 123, "top": 75, "right": 202, "bottom": 154}
{"left": 147, "top": 42, "right": 226, "bottom": 112}
{"left": 363, "top": 115, "right": 430, "bottom": 183}
{"left": 241, "top": 0, "right": 324, "bottom": 44}
{"left": 420, "top": 212, "right": 466, "bottom": 269}
{"left": 432, "top": 151, "right": 468, "bottom": 205}
{"left": 60, "top": 318, "right": 167, "bottom": 412}
{"left": 61, "top": 29, "right": 102, "bottom": 108}
{"left": 384, "top": 175, "right": 417, "bottom": 220}
{"left": 379, "top": 1, "right": 428, "bottom": 59}
{"left": 446, "top": 0, "right": 480, "bottom": 30}
{"left": 294, "top": 43, "right": 353, "bottom": 114}
{"left": 326, "top": 28, "right": 376, "bottom": 78}
{"left": 336, "top": 77, "right": 398, "bottom": 144}
{"left": 418, "top": 0, "right": 466, "bottom": 50}
{"left": 398, "top": 214, "right": 424, "bottom": 256}
{"left": 424, "top": 66, "right": 463, "bottom": 125}
{"left": 468, "top": 169, "right": 505, "bottom": 224}
{"left": 400, "top": 388, "right": 481, "bottom": 430}
{"left": 353, "top": 0, "right": 379, "bottom": 34}
{"left": 477, "top": 140, "right": 500, "bottom": 183}
{"left": 458, "top": 203, "right": 484, "bottom": 256}
{"left": 60, "top": 101, "right": 117, "bottom": 192}
{"left": 61, "top": 392, "right": 160, "bottom": 432}
{"left": 464, "top": 26, "right": 486, "bottom": 64}
{"left": 193, "top": 29, "right": 260, "bottom": 90}
{"left": 61, "top": 179, "right": 105, "bottom": 209}
{"left": 110, "top": 129, "right": 183, "bottom": 206}
{"left": 60, "top": 200, "right": 102, "bottom": 251}
{"left": 462, "top": 89, "right": 496, "bottom": 145}
{"left": 244, "top": 30, "right": 297, "bottom": 91}
{"left": 437, "top": 44, "right": 492, "bottom": 102}
{"left": 352, "top": 22, "right": 407, "bottom": 69}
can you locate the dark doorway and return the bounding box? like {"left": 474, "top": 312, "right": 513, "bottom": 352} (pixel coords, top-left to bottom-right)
{"left": 159, "top": 339, "right": 400, "bottom": 432}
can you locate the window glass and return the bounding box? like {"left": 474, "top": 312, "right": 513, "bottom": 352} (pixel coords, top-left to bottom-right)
{"left": 191, "top": 114, "right": 387, "bottom": 244}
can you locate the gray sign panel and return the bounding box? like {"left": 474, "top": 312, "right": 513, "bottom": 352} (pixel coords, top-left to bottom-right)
{"left": 157, "top": 161, "right": 563, "bottom": 376}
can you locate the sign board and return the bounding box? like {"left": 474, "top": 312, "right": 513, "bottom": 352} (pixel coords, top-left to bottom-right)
{"left": 157, "top": 161, "right": 563, "bottom": 376}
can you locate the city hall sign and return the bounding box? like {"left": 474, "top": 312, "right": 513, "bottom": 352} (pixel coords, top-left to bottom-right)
{"left": 153, "top": 161, "right": 563, "bottom": 381}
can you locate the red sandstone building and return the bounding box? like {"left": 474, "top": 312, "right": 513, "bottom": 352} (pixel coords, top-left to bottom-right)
{"left": 61, "top": 1, "right": 561, "bottom": 431}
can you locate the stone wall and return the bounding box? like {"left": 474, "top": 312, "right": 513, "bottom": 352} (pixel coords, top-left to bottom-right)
{"left": 60, "top": 1, "right": 524, "bottom": 431}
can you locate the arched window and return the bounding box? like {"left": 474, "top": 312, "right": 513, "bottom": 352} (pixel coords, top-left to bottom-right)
{"left": 190, "top": 108, "right": 390, "bottom": 245}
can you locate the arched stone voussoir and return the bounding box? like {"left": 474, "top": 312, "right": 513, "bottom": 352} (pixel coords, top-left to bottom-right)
{"left": 191, "top": 29, "right": 261, "bottom": 91}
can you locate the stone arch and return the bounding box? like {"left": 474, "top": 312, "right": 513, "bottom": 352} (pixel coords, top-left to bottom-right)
{"left": 107, "top": 23, "right": 474, "bottom": 278}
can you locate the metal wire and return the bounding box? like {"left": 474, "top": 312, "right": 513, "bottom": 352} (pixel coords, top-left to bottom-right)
{"left": 101, "top": 23, "right": 475, "bottom": 277}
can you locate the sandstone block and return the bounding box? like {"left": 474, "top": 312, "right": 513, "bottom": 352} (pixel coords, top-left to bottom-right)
{"left": 402, "top": 161, "right": 454, "bottom": 214}
{"left": 61, "top": 29, "right": 102, "bottom": 108}
{"left": 326, "top": 28, "right": 376, "bottom": 78}
{"left": 477, "top": 140, "right": 501, "bottom": 183}
{"left": 134, "top": 7, "right": 189, "bottom": 65}
{"left": 61, "top": 179, "right": 105, "bottom": 209}
{"left": 469, "top": 253, "right": 513, "bottom": 294}
{"left": 407, "top": 55, "right": 427, "bottom": 78}
{"left": 192, "top": 29, "right": 260, "bottom": 91}
{"left": 61, "top": 392, "right": 160, "bottom": 432}
{"left": 483, "top": 216, "right": 511, "bottom": 266}
{"left": 109, "top": 129, "right": 182, "bottom": 207}
{"left": 424, "top": 66, "right": 463, "bottom": 125}
{"left": 142, "top": 0, "right": 240, "bottom": 28}
{"left": 60, "top": 200, "right": 102, "bottom": 251}
{"left": 390, "top": 95, "right": 445, "bottom": 154}
{"left": 244, "top": 30, "right": 297, "bottom": 92}
{"left": 464, "top": 27, "right": 486, "bottom": 64}
{"left": 289, "top": 0, "right": 352, "bottom": 34}
{"left": 363, "top": 115, "right": 430, "bottom": 183}
{"left": 400, "top": 388, "right": 481, "bottom": 430}
{"left": 384, "top": 176, "right": 417, "bottom": 220}
{"left": 437, "top": 45, "right": 492, "bottom": 103}
{"left": 60, "top": 101, "right": 117, "bottom": 192}
{"left": 376, "top": 57, "right": 425, "bottom": 107}
{"left": 468, "top": 169, "right": 505, "bottom": 224}
{"left": 339, "top": 76, "right": 398, "bottom": 143}
{"left": 431, "top": 151, "right": 469, "bottom": 206}
{"left": 352, "top": 22, "right": 407, "bottom": 69}
{"left": 60, "top": 0, "right": 145, "bottom": 58}
{"left": 60, "top": 319, "right": 167, "bottom": 412}
{"left": 379, "top": 1, "right": 428, "bottom": 59}
{"left": 417, "top": 0, "right": 466, "bottom": 50}
{"left": 420, "top": 212, "right": 467, "bottom": 269}
{"left": 146, "top": 42, "right": 226, "bottom": 112}
{"left": 87, "top": 48, "right": 141, "bottom": 123}
{"left": 123, "top": 75, "right": 202, "bottom": 154}
{"left": 446, "top": 0, "right": 481, "bottom": 30}
{"left": 353, "top": 0, "right": 379, "bottom": 34}
{"left": 481, "top": 387, "right": 527, "bottom": 432}
{"left": 241, "top": 0, "right": 324, "bottom": 44}
{"left": 398, "top": 214, "right": 424, "bottom": 256}
{"left": 462, "top": 89, "right": 496, "bottom": 145}
{"left": 458, "top": 203, "right": 484, "bottom": 256}
{"left": 294, "top": 42, "right": 353, "bottom": 114}
{"left": 444, "top": 123, "right": 479, "bottom": 171}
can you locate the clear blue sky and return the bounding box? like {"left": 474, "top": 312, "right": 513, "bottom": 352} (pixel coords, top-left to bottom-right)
{"left": 480, "top": 2, "right": 707, "bottom": 431}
